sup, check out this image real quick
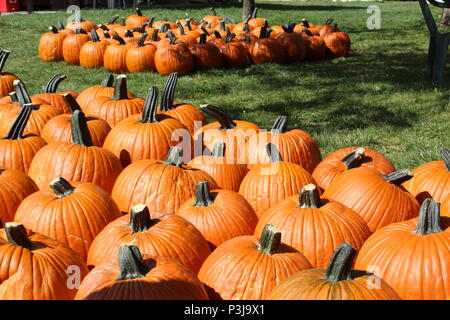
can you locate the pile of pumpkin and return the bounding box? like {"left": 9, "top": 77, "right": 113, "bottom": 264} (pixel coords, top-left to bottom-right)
{"left": 0, "top": 54, "right": 449, "bottom": 300}
{"left": 38, "top": 8, "right": 351, "bottom": 75}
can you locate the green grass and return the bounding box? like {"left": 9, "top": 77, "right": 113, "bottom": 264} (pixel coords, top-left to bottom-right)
{"left": 0, "top": 1, "right": 449, "bottom": 169}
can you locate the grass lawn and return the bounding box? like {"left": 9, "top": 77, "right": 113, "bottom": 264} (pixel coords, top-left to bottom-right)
{"left": 0, "top": 1, "right": 448, "bottom": 169}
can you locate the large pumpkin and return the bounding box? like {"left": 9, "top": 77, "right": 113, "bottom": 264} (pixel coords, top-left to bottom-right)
{"left": 154, "top": 33, "right": 194, "bottom": 75}
{"left": 189, "top": 33, "right": 223, "bottom": 70}
{"left": 103, "top": 35, "right": 130, "bottom": 74}
{"left": 198, "top": 224, "right": 312, "bottom": 300}
{"left": 79, "top": 29, "right": 109, "bottom": 69}
{"left": 38, "top": 26, "right": 65, "bottom": 62}
{"left": 125, "top": 32, "right": 157, "bottom": 72}
{"left": 274, "top": 22, "right": 306, "bottom": 63}
{"left": 248, "top": 25, "right": 284, "bottom": 64}
{"left": 32, "top": 73, "right": 77, "bottom": 114}
{"left": 323, "top": 24, "right": 351, "bottom": 57}
{"left": 62, "top": 27, "right": 90, "bottom": 65}
{"left": 268, "top": 242, "right": 401, "bottom": 300}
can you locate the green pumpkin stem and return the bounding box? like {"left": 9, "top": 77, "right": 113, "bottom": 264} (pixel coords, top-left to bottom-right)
{"left": 282, "top": 22, "right": 295, "bottom": 33}
{"left": 136, "top": 8, "right": 143, "bottom": 16}
{"left": 265, "top": 143, "right": 283, "bottom": 163}
{"left": 332, "top": 24, "right": 338, "bottom": 33}
{"left": 160, "top": 72, "right": 178, "bottom": 111}
{"left": 116, "top": 244, "right": 151, "bottom": 280}
{"left": 299, "top": 184, "right": 321, "bottom": 208}
{"left": 75, "top": 27, "right": 87, "bottom": 34}
{"left": 13, "top": 80, "right": 32, "bottom": 105}
{"left": 108, "top": 15, "right": 120, "bottom": 25}
{"left": 200, "top": 105, "right": 237, "bottom": 130}
{"left": 159, "top": 22, "right": 170, "bottom": 33}
{"left": 57, "top": 21, "right": 65, "bottom": 30}
{"left": 62, "top": 93, "right": 82, "bottom": 113}
{"left": 176, "top": 21, "right": 186, "bottom": 35}
{"left": 50, "top": 177, "right": 75, "bottom": 197}
{"left": 101, "top": 73, "right": 114, "bottom": 87}
{"left": 324, "top": 242, "right": 356, "bottom": 283}
{"left": 414, "top": 199, "right": 443, "bottom": 235}
{"left": 162, "top": 147, "right": 184, "bottom": 167}
{"left": 185, "top": 18, "right": 193, "bottom": 31}
{"left": 383, "top": 170, "right": 413, "bottom": 185}
{"left": 113, "top": 75, "right": 129, "bottom": 100}
{"left": 225, "top": 32, "right": 236, "bottom": 43}
{"left": 302, "top": 29, "right": 314, "bottom": 37}
{"left": 150, "top": 29, "right": 159, "bottom": 42}
{"left": 45, "top": 73, "right": 66, "bottom": 93}
{"left": 71, "top": 110, "right": 93, "bottom": 147}
{"left": 212, "top": 142, "right": 225, "bottom": 157}
{"left": 148, "top": 17, "right": 155, "bottom": 28}
{"left": 193, "top": 182, "right": 215, "bottom": 207}
{"left": 5, "top": 223, "right": 32, "bottom": 250}
{"left": 271, "top": 116, "right": 288, "bottom": 133}
{"left": 300, "top": 19, "right": 310, "bottom": 28}
{"left": 9, "top": 92, "right": 18, "bottom": 104}
{"left": 112, "top": 35, "right": 127, "bottom": 45}
{"left": 258, "top": 224, "right": 282, "bottom": 255}
{"left": 340, "top": 147, "right": 365, "bottom": 169}
{"left": 3, "top": 104, "right": 33, "bottom": 140}
{"left": 129, "top": 204, "right": 157, "bottom": 234}
{"left": 140, "top": 86, "right": 159, "bottom": 123}
{"left": 211, "top": 7, "right": 217, "bottom": 16}
{"left": 168, "top": 31, "right": 177, "bottom": 45}
{"left": 251, "top": 7, "right": 258, "bottom": 19}
{"left": 199, "top": 33, "right": 207, "bottom": 44}
{"left": 90, "top": 29, "right": 100, "bottom": 42}
{"left": 137, "top": 32, "right": 148, "bottom": 47}
{"left": 325, "top": 18, "right": 334, "bottom": 25}
{"left": 49, "top": 25, "right": 59, "bottom": 34}
{"left": 441, "top": 148, "right": 450, "bottom": 171}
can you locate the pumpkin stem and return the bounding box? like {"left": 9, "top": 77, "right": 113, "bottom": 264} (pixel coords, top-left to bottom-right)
{"left": 325, "top": 18, "right": 334, "bottom": 25}
{"left": 3, "top": 104, "right": 32, "bottom": 140}
{"left": 75, "top": 27, "right": 87, "bottom": 35}
{"left": 324, "top": 242, "right": 356, "bottom": 283}
{"left": 5, "top": 223, "right": 32, "bottom": 250}
{"left": 112, "top": 75, "right": 129, "bottom": 100}
{"left": 129, "top": 204, "right": 158, "bottom": 234}
{"left": 340, "top": 147, "right": 365, "bottom": 169}
{"left": 71, "top": 110, "right": 93, "bottom": 147}
{"left": 382, "top": 170, "right": 413, "bottom": 185}
{"left": 301, "top": 29, "right": 314, "bottom": 37}
{"left": 13, "top": 80, "right": 32, "bottom": 105}
{"left": 185, "top": 18, "right": 193, "bottom": 31}
{"left": 199, "top": 33, "right": 207, "bottom": 44}
{"left": 150, "top": 29, "right": 159, "bottom": 42}
{"left": 9, "top": 91, "right": 18, "bottom": 104}
{"left": 298, "top": 184, "right": 321, "bottom": 208}
{"left": 212, "top": 142, "right": 225, "bottom": 157}
{"left": 211, "top": 7, "right": 217, "bottom": 16}
{"left": 251, "top": 7, "right": 258, "bottom": 19}
{"left": 332, "top": 24, "right": 338, "bottom": 33}
{"left": 200, "top": 26, "right": 209, "bottom": 35}
{"left": 258, "top": 224, "right": 282, "bottom": 255}
{"left": 265, "top": 143, "right": 283, "bottom": 163}
{"left": 98, "top": 24, "right": 110, "bottom": 31}
{"left": 282, "top": 22, "right": 295, "bottom": 33}
{"left": 124, "top": 29, "right": 134, "bottom": 38}
{"left": 50, "top": 177, "right": 75, "bottom": 197}
{"left": 218, "top": 20, "right": 226, "bottom": 31}
{"left": 176, "top": 21, "right": 186, "bottom": 35}
{"left": 112, "top": 35, "right": 127, "bottom": 45}
{"left": 414, "top": 199, "right": 443, "bottom": 235}
{"left": 101, "top": 73, "right": 114, "bottom": 87}
{"left": 49, "top": 25, "right": 59, "bottom": 34}
{"left": 162, "top": 147, "right": 184, "bottom": 167}
{"left": 57, "top": 21, "right": 65, "bottom": 30}
{"left": 160, "top": 72, "right": 178, "bottom": 111}
{"left": 159, "top": 22, "right": 170, "bottom": 33}
{"left": 200, "top": 105, "right": 237, "bottom": 130}
{"left": 193, "top": 181, "right": 215, "bottom": 207}
{"left": 108, "top": 15, "right": 120, "bottom": 25}
{"left": 45, "top": 73, "right": 66, "bottom": 93}
{"left": 441, "top": 148, "right": 450, "bottom": 171}
{"left": 140, "top": 86, "right": 159, "bottom": 123}
{"left": 225, "top": 33, "right": 236, "bottom": 43}
{"left": 136, "top": 8, "right": 143, "bottom": 17}
{"left": 103, "top": 31, "right": 111, "bottom": 39}
{"left": 213, "top": 30, "right": 222, "bottom": 39}
{"left": 62, "top": 93, "right": 82, "bottom": 113}
{"left": 116, "top": 244, "right": 151, "bottom": 280}
{"left": 271, "top": 116, "right": 288, "bottom": 133}
{"left": 148, "top": 17, "right": 155, "bottom": 28}
{"left": 137, "top": 32, "right": 148, "bottom": 47}
{"left": 168, "top": 31, "right": 178, "bottom": 45}
{"left": 90, "top": 29, "right": 100, "bottom": 42}
{"left": 300, "top": 19, "right": 310, "bottom": 28}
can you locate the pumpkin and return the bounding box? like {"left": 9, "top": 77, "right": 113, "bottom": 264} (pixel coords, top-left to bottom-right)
{"left": 104, "top": 15, "right": 121, "bottom": 30}
{"left": 174, "top": 21, "right": 197, "bottom": 46}
{"left": 248, "top": 8, "right": 266, "bottom": 29}
{"left": 125, "top": 8, "right": 150, "bottom": 29}
{"left": 62, "top": 27, "right": 90, "bottom": 65}
{"left": 83, "top": 74, "right": 145, "bottom": 127}
{"left": 41, "top": 93, "right": 111, "bottom": 148}
{"left": 15, "top": 177, "right": 122, "bottom": 261}
{"left": 111, "top": 147, "right": 218, "bottom": 214}
{"left": 125, "top": 33, "right": 157, "bottom": 72}
{"left": 198, "top": 224, "right": 312, "bottom": 300}
{"left": 0, "top": 104, "right": 47, "bottom": 173}
{"left": 189, "top": 33, "right": 223, "bottom": 70}
{"left": 0, "top": 168, "right": 39, "bottom": 223}
{"left": 79, "top": 29, "right": 109, "bottom": 69}
{"left": 402, "top": 148, "right": 450, "bottom": 204}
{"left": 0, "top": 222, "right": 89, "bottom": 300}
{"left": 28, "top": 110, "right": 123, "bottom": 193}
{"left": 312, "top": 147, "right": 396, "bottom": 191}
{"left": 255, "top": 184, "right": 371, "bottom": 268}
{"left": 442, "top": 193, "right": 450, "bottom": 217}
{"left": 248, "top": 25, "right": 284, "bottom": 64}
{"left": 323, "top": 24, "right": 351, "bottom": 57}
{"left": 294, "top": 18, "right": 317, "bottom": 33}
{"left": 158, "top": 72, "right": 207, "bottom": 135}
{"left": 313, "top": 18, "right": 339, "bottom": 37}
{"left": 38, "top": 26, "right": 65, "bottom": 62}
{"left": 56, "top": 21, "right": 75, "bottom": 37}
{"left": 0, "top": 51, "right": 19, "bottom": 99}
{"left": 355, "top": 199, "right": 450, "bottom": 300}
{"left": 193, "top": 105, "right": 259, "bottom": 161}
{"left": 244, "top": 116, "right": 322, "bottom": 173}
{"left": 97, "top": 23, "right": 119, "bottom": 39}
{"left": 32, "top": 73, "right": 77, "bottom": 114}
{"left": 218, "top": 33, "right": 249, "bottom": 68}
{"left": 323, "top": 168, "right": 420, "bottom": 233}
{"left": 274, "top": 22, "right": 306, "bottom": 63}
{"left": 102, "top": 86, "right": 190, "bottom": 167}
{"left": 233, "top": 17, "right": 253, "bottom": 35}
{"left": 268, "top": 242, "right": 401, "bottom": 300}
{"left": 301, "top": 29, "right": 326, "bottom": 60}
{"left": 202, "top": 8, "right": 222, "bottom": 29}
{"left": 154, "top": 33, "right": 194, "bottom": 76}
{"left": 188, "top": 142, "right": 249, "bottom": 191}
{"left": 122, "top": 29, "right": 140, "bottom": 46}
{"left": 239, "top": 143, "right": 317, "bottom": 217}
{"left": 78, "top": 244, "right": 208, "bottom": 300}
{"left": 65, "top": 13, "right": 96, "bottom": 32}
{"left": 176, "top": 181, "right": 258, "bottom": 249}
{"left": 103, "top": 35, "right": 130, "bottom": 74}
{"left": 87, "top": 204, "right": 211, "bottom": 273}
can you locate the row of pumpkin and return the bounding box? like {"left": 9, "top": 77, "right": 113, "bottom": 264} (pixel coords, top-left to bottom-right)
{"left": 37, "top": 8, "right": 350, "bottom": 74}
{"left": 0, "top": 66, "right": 449, "bottom": 300}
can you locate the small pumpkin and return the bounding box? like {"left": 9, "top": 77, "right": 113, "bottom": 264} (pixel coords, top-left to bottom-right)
{"left": 202, "top": 8, "right": 222, "bottom": 29}
{"left": 62, "top": 27, "right": 90, "bottom": 65}
{"left": 301, "top": 29, "right": 326, "bottom": 60}
{"left": 65, "top": 13, "right": 96, "bottom": 32}
{"left": 323, "top": 24, "right": 351, "bottom": 57}
{"left": 313, "top": 17, "right": 339, "bottom": 37}
{"left": 248, "top": 8, "right": 266, "bottom": 29}
{"left": 218, "top": 33, "right": 249, "bottom": 68}
{"left": 125, "top": 32, "right": 157, "bottom": 73}
{"left": 189, "top": 33, "right": 223, "bottom": 70}
{"left": 103, "top": 35, "right": 130, "bottom": 74}
{"left": 32, "top": 73, "right": 77, "bottom": 114}
{"left": 79, "top": 29, "right": 109, "bottom": 69}
{"left": 275, "top": 22, "right": 306, "bottom": 63}
{"left": 248, "top": 25, "right": 285, "bottom": 64}
{"left": 38, "top": 26, "right": 65, "bottom": 62}
{"left": 125, "top": 8, "right": 150, "bottom": 29}
{"left": 154, "top": 32, "right": 194, "bottom": 76}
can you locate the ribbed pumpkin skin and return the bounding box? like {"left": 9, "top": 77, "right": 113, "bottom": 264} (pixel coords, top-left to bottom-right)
{"left": 102, "top": 114, "right": 190, "bottom": 166}
{"left": 219, "top": 42, "right": 249, "bottom": 68}
{"left": 354, "top": 218, "right": 450, "bottom": 300}
{"left": 402, "top": 160, "right": 449, "bottom": 204}
{"left": 304, "top": 35, "right": 326, "bottom": 60}
{"left": 275, "top": 32, "right": 306, "bottom": 63}
{"left": 0, "top": 136, "right": 47, "bottom": 174}
{"left": 255, "top": 196, "right": 371, "bottom": 268}
{"left": 323, "top": 31, "right": 351, "bottom": 57}
{"left": 38, "top": 32, "right": 65, "bottom": 62}
{"left": 268, "top": 268, "right": 401, "bottom": 300}
{"left": 312, "top": 147, "right": 396, "bottom": 191}
{"left": 83, "top": 96, "right": 145, "bottom": 127}
{"left": 0, "top": 228, "right": 89, "bottom": 300}
{"left": 244, "top": 129, "right": 322, "bottom": 174}
{"left": 76, "top": 87, "right": 134, "bottom": 110}
{"left": 126, "top": 44, "right": 157, "bottom": 72}
{"left": 62, "top": 33, "right": 90, "bottom": 65}
{"left": 14, "top": 181, "right": 122, "bottom": 261}
{"left": 189, "top": 42, "right": 223, "bottom": 70}
{"left": 248, "top": 38, "right": 285, "bottom": 64}
{"left": 111, "top": 160, "right": 218, "bottom": 214}
{"left": 158, "top": 103, "right": 207, "bottom": 136}
{"left": 76, "top": 254, "right": 208, "bottom": 300}
{"left": 239, "top": 162, "right": 317, "bottom": 217}
{"left": 32, "top": 93, "right": 73, "bottom": 114}
{"left": 0, "top": 73, "right": 19, "bottom": 99}
{"left": 154, "top": 43, "right": 194, "bottom": 75}
{"left": 323, "top": 167, "right": 420, "bottom": 233}
{"left": 0, "top": 168, "right": 39, "bottom": 223}
{"left": 41, "top": 114, "right": 111, "bottom": 147}
{"left": 198, "top": 235, "right": 312, "bottom": 300}
{"left": 443, "top": 194, "right": 450, "bottom": 217}
{"left": 103, "top": 44, "right": 129, "bottom": 74}
{"left": 79, "top": 40, "right": 109, "bottom": 69}
{"left": 27, "top": 142, "right": 123, "bottom": 193}
{"left": 87, "top": 212, "right": 211, "bottom": 273}
{"left": 176, "top": 189, "right": 258, "bottom": 248}
{"left": 188, "top": 155, "right": 249, "bottom": 191}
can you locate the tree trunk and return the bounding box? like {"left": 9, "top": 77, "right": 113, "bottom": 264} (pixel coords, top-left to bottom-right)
{"left": 440, "top": 8, "right": 450, "bottom": 27}
{"left": 242, "top": 0, "right": 255, "bottom": 22}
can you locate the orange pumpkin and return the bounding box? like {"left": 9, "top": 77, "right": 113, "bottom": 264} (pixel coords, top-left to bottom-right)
{"left": 248, "top": 26, "right": 285, "bottom": 64}
{"left": 154, "top": 33, "right": 194, "bottom": 76}
{"left": 38, "top": 26, "right": 65, "bottom": 62}
{"left": 301, "top": 29, "right": 326, "bottom": 60}
{"left": 125, "top": 33, "right": 157, "bottom": 73}
{"left": 79, "top": 29, "right": 109, "bottom": 69}
{"left": 32, "top": 73, "right": 77, "bottom": 114}
{"left": 103, "top": 35, "right": 130, "bottom": 74}
{"left": 202, "top": 8, "right": 222, "bottom": 29}
{"left": 274, "top": 22, "right": 306, "bottom": 63}
{"left": 125, "top": 8, "right": 150, "bottom": 29}
{"left": 323, "top": 24, "right": 351, "bottom": 57}
{"left": 62, "top": 27, "right": 90, "bottom": 65}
